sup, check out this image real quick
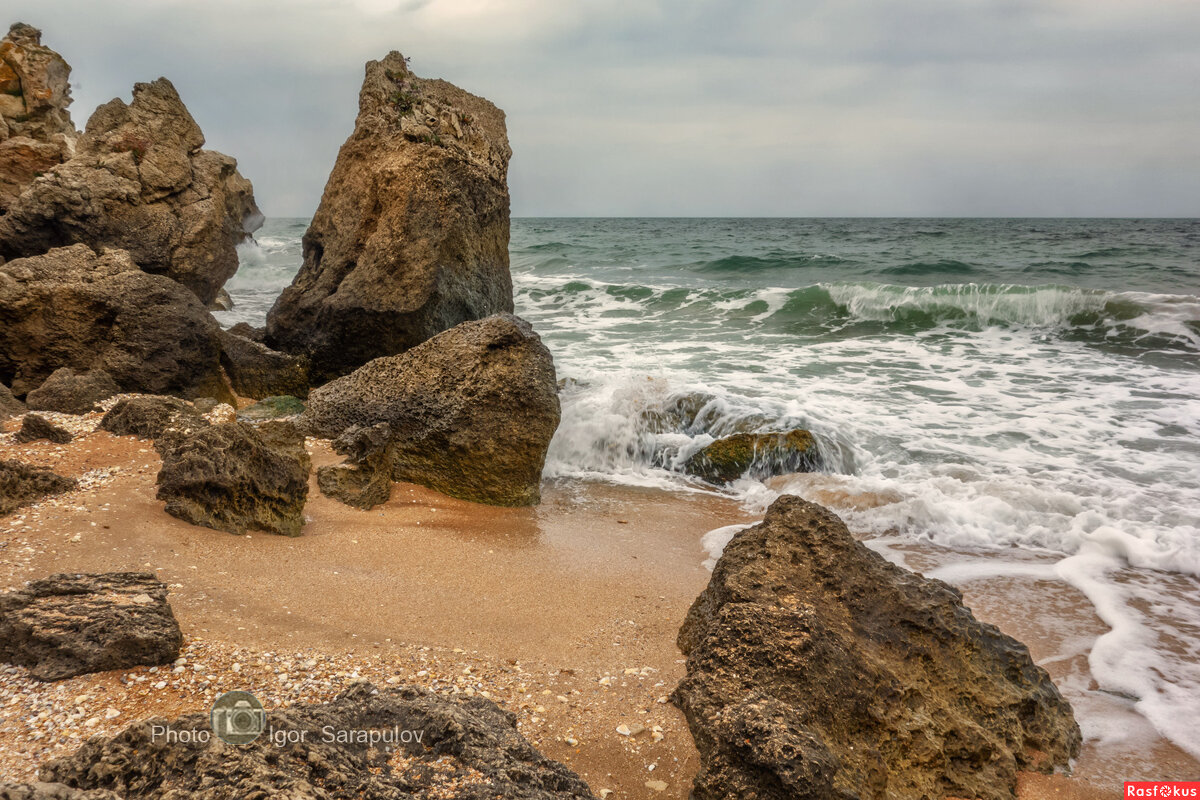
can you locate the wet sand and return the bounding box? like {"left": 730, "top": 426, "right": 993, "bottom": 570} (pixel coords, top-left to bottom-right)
{"left": 1, "top": 411, "right": 1196, "bottom": 798}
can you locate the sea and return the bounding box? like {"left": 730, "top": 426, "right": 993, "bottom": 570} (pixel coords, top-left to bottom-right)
{"left": 217, "top": 216, "right": 1200, "bottom": 764}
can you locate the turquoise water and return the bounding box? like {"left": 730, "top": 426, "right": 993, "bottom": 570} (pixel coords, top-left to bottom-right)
{"left": 219, "top": 217, "right": 1200, "bottom": 758}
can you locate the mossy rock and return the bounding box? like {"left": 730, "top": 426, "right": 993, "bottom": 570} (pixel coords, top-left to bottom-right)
{"left": 683, "top": 429, "right": 821, "bottom": 485}
{"left": 237, "top": 395, "right": 306, "bottom": 421}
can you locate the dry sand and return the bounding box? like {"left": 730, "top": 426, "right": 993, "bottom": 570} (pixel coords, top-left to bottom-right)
{"left": 1, "top": 408, "right": 1196, "bottom": 798}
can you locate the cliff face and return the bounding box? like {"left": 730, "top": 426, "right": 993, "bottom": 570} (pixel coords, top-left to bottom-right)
{"left": 0, "top": 23, "right": 77, "bottom": 213}
{"left": 266, "top": 51, "right": 514, "bottom": 382}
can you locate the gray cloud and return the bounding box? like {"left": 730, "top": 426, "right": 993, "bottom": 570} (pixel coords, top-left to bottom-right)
{"left": 7, "top": 0, "right": 1198, "bottom": 216}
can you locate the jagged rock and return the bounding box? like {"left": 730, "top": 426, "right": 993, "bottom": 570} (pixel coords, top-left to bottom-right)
{"left": 0, "top": 245, "right": 234, "bottom": 401}
{"left": 266, "top": 51, "right": 514, "bottom": 382}
{"left": 0, "top": 572, "right": 182, "bottom": 681}
{"left": 37, "top": 682, "right": 595, "bottom": 799}
{"left": 25, "top": 367, "right": 119, "bottom": 414}
{"left": 13, "top": 413, "right": 70, "bottom": 444}
{"left": 317, "top": 422, "right": 392, "bottom": 510}
{"left": 155, "top": 420, "right": 309, "bottom": 536}
{"left": 0, "top": 381, "right": 24, "bottom": 420}
{"left": 218, "top": 329, "right": 308, "bottom": 400}
{"left": 99, "top": 396, "right": 206, "bottom": 440}
{"left": 0, "top": 783, "right": 119, "bottom": 800}
{"left": 683, "top": 429, "right": 821, "bottom": 484}
{"left": 208, "top": 287, "right": 234, "bottom": 311}
{"left": 0, "top": 23, "right": 77, "bottom": 213}
{"left": 673, "top": 496, "right": 1082, "bottom": 800}
{"left": 0, "top": 458, "right": 75, "bottom": 515}
{"left": 237, "top": 394, "right": 305, "bottom": 421}
{"left": 304, "top": 314, "right": 558, "bottom": 506}
{"left": 0, "top": 77, "right": 261, "bottom": 304}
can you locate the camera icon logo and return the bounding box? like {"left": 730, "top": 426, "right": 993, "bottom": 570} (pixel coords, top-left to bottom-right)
{"left": 210, "top": 690, "right": 266, "bottom": 745}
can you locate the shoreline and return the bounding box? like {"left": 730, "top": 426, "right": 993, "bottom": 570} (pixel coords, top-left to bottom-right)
{"left": 1, "top": 410, "right": 1197, "bottom": 797}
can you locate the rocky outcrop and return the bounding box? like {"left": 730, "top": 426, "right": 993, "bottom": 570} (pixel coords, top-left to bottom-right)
{"left": 0, "top": 23, "right": 77, "bottom": 213}
{"left": 217, "top": 328, "right": 308, "bottom": 400}
{"left": 99, "top": 396, "right": 206, "bottom": 440}
{"left": 0, "top": 76, "right": 260, "bottom": 304}
{"left": 25, "top": 367, "right": 118, "bottom": 414}
{"left": 0, "top": 245, "right": 233, "bottom": 402}
{"left": 0, "top": 572, "right": 182, "bottom": 681}
{"left": 0, "top": 458, "right": 75, "bottom": 515}
{"left": 266, "top": 51, "right": 514, "bottom": 382}
{"left": 317, "top": 422, "right": 392, "bottom": 510}
{"left": 304, "top": 314, "right": 559, "bottom": 506}
{"left": 0, "top": 382, "right": 24, "bottom": 420}
{"left": 37, "top": 682, "right": 595, "bottom": 799}
{"left": 13, "top": 413, "right": 70, "bottom": 444}
{"left": 683, "top": 429, "right": 822, "bottom": 484}
{"left": 155, "top": 420, "right": 310, "bottom": 536}
{"left": 674, "top": 496, "right": 1081, "bottom": 800}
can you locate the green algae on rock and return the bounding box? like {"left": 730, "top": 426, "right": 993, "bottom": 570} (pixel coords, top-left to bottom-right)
{"left": 683, "top": 429, "right": 821, "bottom": 484}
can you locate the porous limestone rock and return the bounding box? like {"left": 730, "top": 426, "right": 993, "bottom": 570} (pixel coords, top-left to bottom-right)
{"left": 35, "top": 683, "right": 595, "bottom": 799}
{"left": 0, "top": 572, "right": 182, "bottom": 681}
{"left": 303, "top": 314, "right": 558, "bottom": 506}
{"left": 99, "top": 395, "right": 207, "bottom": 440}
{"left": 674, "top": 496, "right": 1082, "bottom": 800}
{"left": 0, "top": 23, "right": 77, "bottom": 213}
{"left": 0, "top": 381, "right": 24, "bottom": 420}
{"left": 218, "top": 328, "right": 308, "bottom": 400}
{"left": 0, "top": 76, "right": 260, "bottom": 304}
{"left": 316, "top": 422, "right": 392, "bottom": 510}
{"left": 25, "top": 367, "right": 118, "bottom": 414}
{"left": 0, "top": 245, "right": 233, "bottom": 402}
{"left": 13, "top": 413, "right": 70, "bottom": 444}
{"left": 266, "top": 51, "right": 513, "bottom": 381}
{"left": 155, "top": 420, "right": 310, "bottom": 536}
{"left": 0, "top": 458, "right": 75, "bottom": 515}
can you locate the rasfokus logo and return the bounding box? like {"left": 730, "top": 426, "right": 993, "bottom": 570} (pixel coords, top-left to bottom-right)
{"left": 1126, "top": 783, "right": 1200, "bottom": 798}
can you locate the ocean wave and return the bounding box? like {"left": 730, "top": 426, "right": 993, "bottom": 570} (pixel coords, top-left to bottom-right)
{"left": 694, "top": 253, "right": 853, "bottom": 272}
{"left": 878, "top": 259, "right": 976, "bottom": 276}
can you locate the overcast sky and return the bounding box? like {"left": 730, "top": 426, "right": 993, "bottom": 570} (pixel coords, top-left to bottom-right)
{"left": 9, "top": 0, "right": 1199, "bottom": 217}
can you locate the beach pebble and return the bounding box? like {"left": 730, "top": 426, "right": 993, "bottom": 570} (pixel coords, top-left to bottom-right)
{"left": 645, "top": 780, "right": 668, "bottom": 792}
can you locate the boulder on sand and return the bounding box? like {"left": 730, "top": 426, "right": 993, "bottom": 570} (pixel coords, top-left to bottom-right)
{"left": 155, "top": 420, "right": 310, "bottom": 536}
{"left": 99, "top": 395, "right": 206, "bottom": 440}
{"left": 13, "top": 413, "right": 71, "bottom": 444}
{"left": 303, "top": 314, "right": 559, "bottom": 506}
{"left": 0, "top": 572, "right": 182, "bottom": 681}
{"left": 674, "top": 496, "right": 1081, "bottom": 800}
{"left": 0, "top": 23, "right": 77, "bottom": 214}
{"left": 0, "top": 76, "right": 260, "bottom": 305}
{"left": 25, "top": 367, "right": 119, "bottom": 414}
{"left": 34, "top": 682, "right": 595, "bottom": 799}
{"left": 0, "top": 245, "right": 233, "bottom": 402}
{"left": 317, "top": 422, "right": 392, "bottom": 510}
{"left": 266, "top": 50, "right": 514, "bottom": 381}
{"left": 683, "top": 429, "right": 822, "bottom": 484}
{"left": 0, "top": 458, "right": 75, "bottom": 515}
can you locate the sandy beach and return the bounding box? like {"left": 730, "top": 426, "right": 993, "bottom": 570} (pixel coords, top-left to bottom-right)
{"left": 2, "top": 407, "right": 1196, "bottom": 798}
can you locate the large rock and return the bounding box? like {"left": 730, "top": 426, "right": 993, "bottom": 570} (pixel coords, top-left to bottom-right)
{"left": 0, "top": 23, "right": 77, "bottom": 213}
{"left": 266, "top": 51, "right": 514, "bottom": 382}
{"left": 0, "top": 783, "right": 118, "bottom": 800}
{"left": 0, "top": 76, "right": 260, "bottom": 304}
{"left": 155, "top": 420, "right": 310, "bottom": 536}
{"left": 36, "top": 682, "right": 594, "bottom": 800}
{"left": 304, "top": 314, "right": 558, "bottom": 506}
{"left": 0, "top": 245, "right": 233, "bottom": 401}
{"left": 317, "top": 422, "right": 393, "bottom": 510}
{"left": 25, "top": 367, "right": 119, "bottom": 414}
{"left": 0, "top": 572, "right": 182, "bottom": 681}
{"left": 683, "top": 429, "right": 822, "bottom": 484}
{"left": 674, "top": 496, "right": 1082, "bottom": 800}
{"left": 217, "top": 328, "right": 308, "bottom": 400}
{"left": 99, "top": 395, "right": 206, "bottom": 440}
{"left": 0, "top": 458, "right": 75, "bottom": 515}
